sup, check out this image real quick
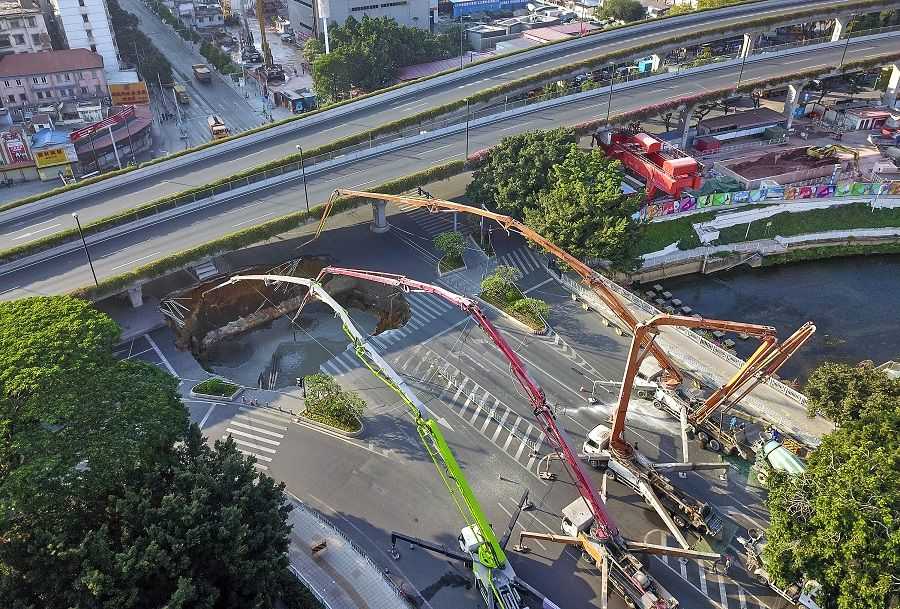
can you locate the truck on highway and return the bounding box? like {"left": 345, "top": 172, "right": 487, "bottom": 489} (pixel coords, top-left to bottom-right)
{"left": 174, "top": 84, "right": 190, "bottom": 104}
{"left": 207, "top": 115, "right": 230, "bottom": 140}
{"left": 736, "top": 530, "right": 823, "bottom": 608}
{"left": 192, "top": 64, "right": 212, "bottom": 83}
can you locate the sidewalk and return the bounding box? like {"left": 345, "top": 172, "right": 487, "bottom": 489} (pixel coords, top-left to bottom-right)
{"left": 286, "top": 495, "right": 411, "bottom": 609}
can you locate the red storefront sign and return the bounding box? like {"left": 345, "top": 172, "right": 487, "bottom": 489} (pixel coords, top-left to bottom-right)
{"left": 69, "top": 106, "right": 136, "bottom": 142}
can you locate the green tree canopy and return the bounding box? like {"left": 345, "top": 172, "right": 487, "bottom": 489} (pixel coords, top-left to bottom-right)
{"left": 466, "top": 128, "right": 577, "bottom": 218}
{"left": 310, "top": 16, "right": 465, "bottom": 101}
{"left": 764, "top": 365, "right": 900, "bottom": 609}
{"left": 598, "top": 0, "right": 646, "bottom": 22}
{"left": 804, "top": 362, "right": 900, "bottom": 425}
{"left": 523, "top": 144, "right": 643, "bottom": 270}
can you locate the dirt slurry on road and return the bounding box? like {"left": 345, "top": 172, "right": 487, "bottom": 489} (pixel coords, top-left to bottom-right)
{"left": 163, "top": 257, "right": 412, "bottom": 361}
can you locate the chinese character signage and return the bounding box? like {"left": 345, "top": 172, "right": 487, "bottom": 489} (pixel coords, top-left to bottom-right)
{"left": 34, "top": 147, "right": 71, "bottom": 168}
{"left": 108, "top": 82, "right": 150, "bottom": 106}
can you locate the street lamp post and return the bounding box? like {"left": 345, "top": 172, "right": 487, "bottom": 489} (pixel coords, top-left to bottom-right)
{"left": 605, "top": 64, "right": 614, "bottom": 126}
{"left": 735, "top": 47, "right": 748, "bottom": 91}
{"left": 459, "top": 16, "right": 465, "bottom": 70}
{"left": 295, "top": 145, "right": 310, "bottom": 213}
{"left": 72, "top": 212, "right": 98, "bottom": 286}
{"left": 838, "top": 17, "right": 855, "bottom": 70}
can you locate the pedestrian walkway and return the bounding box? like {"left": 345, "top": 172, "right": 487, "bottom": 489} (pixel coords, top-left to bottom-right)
{"left": 286, "top": 495, "right": 412, "bottom": 609}
{"left": 399, "top": 344, "right": 549, "bottom": 476}
{"left": 496, "top": 246, "right": 545, "bottom": 276}
{"left": 320, "top": 291, "right": 460, "bottom": 375}
{"left": 393, "top": 200, "right": 473, "bottom": 241}
{"left": 222, "top": 405, "right": 291, "bottom": 471}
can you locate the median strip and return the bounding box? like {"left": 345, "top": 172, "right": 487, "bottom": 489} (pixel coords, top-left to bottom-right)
{"left": 0, "top": 0, "right": 889, "bottom": 214}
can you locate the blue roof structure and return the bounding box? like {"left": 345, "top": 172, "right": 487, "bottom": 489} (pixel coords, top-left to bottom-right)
{"left": 31, "top": 127, "right": 71, "bottom": 149}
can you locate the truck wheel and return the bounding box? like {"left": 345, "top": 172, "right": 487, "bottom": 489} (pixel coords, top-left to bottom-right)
{"left": 581, "top": 551, "right": 596, "bottom": 566}
{"left": 755, "top": 574, "right": 769, "bottom": 586}
{"left": 708, "top": 439, "right": 722, "bottom": 452}
{"left": 608, "top": 469, "right": 618, "bottom": 482}
{"left": 672, "top": 514, "right": 687, "bottom": 528}
{"left": 652, "top": 400, "right": 665, "bottom": 410}
{"left": 698, "top": 431, "right": 709, "bottom": 445}
{"left": 756, "top": 470, "right": 768, "bottom": 485}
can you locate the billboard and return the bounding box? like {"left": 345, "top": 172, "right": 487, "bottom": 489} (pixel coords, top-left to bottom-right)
{"left": 34, "top": 147, "right": 72, "bottom": 168}
{"left": 108, "top": 82, "right": 150, "bottom": 106}
{"left": 1, "top": 130, "right": 31, "bottom": 164}
{"left": 69, "top": 106, "right": 136, "bottom": 142}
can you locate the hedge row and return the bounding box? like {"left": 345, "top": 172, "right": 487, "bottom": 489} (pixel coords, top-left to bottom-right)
{"left": 762, "top": 240, "right": 900, "bottom": 266}
{"left": 69, "top": 161, "right": 466, "bottom": 301}
{"left": 3, "top": 0, "right": 886, "bottom": 213}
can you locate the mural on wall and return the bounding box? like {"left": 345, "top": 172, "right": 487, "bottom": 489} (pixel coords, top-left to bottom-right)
{"left": 640, "top": 180, "right": 900, "bottom": 220}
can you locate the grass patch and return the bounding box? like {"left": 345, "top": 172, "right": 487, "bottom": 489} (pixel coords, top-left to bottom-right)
{"left": 481, "top": 293, "right": 548, "bottom": 332}
{"left": 300, "top": 411, "right": 362, "bottom": 434}
{"left": 637, "top": 213, "right": 713, "bottom": 254}
{"left": 763, "top": 241, "right": 900, "bottom": 266}
{"left": 193, "top": 378, "right": 239, "bottom": 397}
{"left": 439, "top": 255, "right": 465, "bottom": 273}
{"left": 301, "top": 373, "right": 364, "bottom": 433}
{"left": 717, "top": 203, "right": 900, "bottom": 244}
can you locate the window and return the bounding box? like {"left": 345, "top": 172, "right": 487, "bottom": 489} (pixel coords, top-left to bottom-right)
{"left": 13, "top": 34, "right": 24, "bottom": 45}
{"left": 40, "top": 76, "right": 47, "bottom": 83}
{"left": 36, "top": 91, "right": 43, "bottom": 99}
{"left": 15, "top": 78, "right": 21, "bottom": 86}
{"left": 79, "top": 0, "right": 85, "bottom": 5}
{"left": 32, "top": 77, "right": 39, "bottom": 84}
{"left": 19, "top": 93, "right": 26, "bottom": 101}
{"left": 64, "top": 72, "right": 71, "bottom": 81}
{"left": 94, "top": 84, "right": 101, "bottom": 93}
{"left": 6, "top": 95, "right": 13, "bottom": 104}
{"left": 90, "top": 44, "right": 96, "bottom": 52}
{"left": 0, "top": 35, "right": 9, "bottom": 48}
{"left": 31, "top": 33, "right": 41, "bottom": 45}
{"left": 27, "top": 17, "right": 36, "bottom": 27}
{"left": 351, "top": 4, "right": 379, "bottom": 10}
{"left": 10, "top": 19, "right": 21, "bottom": 27}
{"left": 380, "top": 1, "right": 406, "bottom": 7}
{"left": 82, "top": 13, "right": 90, "bottom": 22}
{"left": 3, "top": 80, "right": 8, "bottom": 87}
{"left": 81, "top": 86, "right": 87, "bottom": 93}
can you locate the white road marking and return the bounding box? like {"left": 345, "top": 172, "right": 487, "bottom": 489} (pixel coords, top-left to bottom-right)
{"left": 698, "top": 565, "right": 709, "bottom": 595}
{"left": 226, "top": 428, "right": 281, "bottom": 445}
{"left": 492, "top": 409, "right": 511, "bottom": 441}
{"left": 110, "top": 251, "right": 161, "bottom": 271}
{"left": 232, "top": 212, "right": 273, "bottom": 227}
{"left": 503, "top": 417, "right": 522, "bottom": 450}
{"left": 145, "top": 333, "right": 178, "bottom": 377}
{"left": 198, "top": 403, "right": 217, "bottom": 428}
{"left": 12, "top": 222, "right": 61, "bottom": 240}
{"left": 232, "top": 438, "right": 278, "bottom": 453}
{"left": 230, "top": 421, "right": 285, "bottom": 438}
{"left": 238, "top": 449, "right": 273, "bottom": 462}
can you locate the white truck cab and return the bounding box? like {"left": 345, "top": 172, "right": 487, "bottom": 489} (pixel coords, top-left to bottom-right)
{"left": 582, "top": 426, "right": 641, "bottom": 487}
{"left": 561, "top": 497, "right": 593, "bottom": 537}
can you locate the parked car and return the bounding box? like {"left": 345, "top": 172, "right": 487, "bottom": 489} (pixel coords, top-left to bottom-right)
{"left": 280, "top": 32, "right": 295, "bottom": 43}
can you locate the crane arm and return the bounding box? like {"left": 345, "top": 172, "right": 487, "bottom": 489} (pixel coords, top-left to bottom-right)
{"left": 311, "top": 189, "right": 686, "bottom": 385}
{"left": 692, "top": 322, "right": 816, "bottom": 424}
{"left": 212, "top": 274, "right": 509, "bottom": 577}
{"left": 610, "top": 314, "right": 776, "bottom": 456}
{"left": 313, "top": 266, "right": 620, "bottom": 542}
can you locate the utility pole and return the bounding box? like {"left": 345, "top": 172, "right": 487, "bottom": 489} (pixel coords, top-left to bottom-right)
{"left": 838, "top": 14, "right": 855, "bottom": 70}
{"left": 459, "top": 16, "right": 464, "bottom": 69}
{"left": 735, "top": 48, "right": 748, "bottom": 92}
{"left": 72, "top": 212, "right": 99, "bottom": 286}
{"left": 605, "top": 64, "right": 614, "bottom": 126}
{"left": 465, "top": 99, "right": 470, "bottom": 158}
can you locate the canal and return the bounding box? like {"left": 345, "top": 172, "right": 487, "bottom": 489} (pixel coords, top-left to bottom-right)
{"left": 645, "top": 255, "right": 900, "bottom": 381}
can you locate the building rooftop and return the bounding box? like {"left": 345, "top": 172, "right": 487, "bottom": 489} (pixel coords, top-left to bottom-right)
{"left": 0, "top": 1, "right": 41, "bottom": 16}
{"left": 699, "top": 107, "right": 786, "bottom": 131}
{"left": 0, "top": 49, "right": 104, "bottom": 77}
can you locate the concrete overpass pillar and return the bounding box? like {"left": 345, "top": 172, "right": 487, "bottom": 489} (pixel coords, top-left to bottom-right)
{"left": 740, "top": 33, "right": 758, "bottom": 59}
{"left": 831, "top": 16, "right": 848, "bottom": 41}
{"left": 371, "top": 200, "right": 389, "bottom": 233}
{"left": 783, "top": 83, "right": 804, "bottom": 131}
{"left": 127, "top": 285, "right": 143, "bottom": 308}
{"left": 678, "top": 104, "right": 694, "bottom": 150}
{"left": 883, "top": 63, "right": 900, "bottom": 109}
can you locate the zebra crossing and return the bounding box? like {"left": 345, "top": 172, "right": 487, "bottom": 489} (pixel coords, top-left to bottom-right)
{"left": 398, "top": 345, "right": 551, "bottom": 476}
{"left": 649, "top": 531, "right": 768, "bottom": 609}
{"left": 221, "top": 406, "right": 291, "bottom": 471}
{"left": 495, "top": 247, "right": 546, "bottom": 276}
{"left": 395, "top": 201, "right": 471, "bottom": 240}
{"left": 319, "top": 291, "right": 460, "bottom": 376}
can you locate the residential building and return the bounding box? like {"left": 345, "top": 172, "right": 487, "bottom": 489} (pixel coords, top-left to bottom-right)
{"left": 46, "top": 0, "right": 119, "bottom": 74}
{"left": 291, "top": 0, "right": 436, "bottom": 40}
{"left": 0, "top": 0, "right": 52, "bottom": 55}
{"left": 192, "top": 2, "right": 223, "bottom": 28}
{"left": 0, "top": 48, "right": 106, "bottom": 113}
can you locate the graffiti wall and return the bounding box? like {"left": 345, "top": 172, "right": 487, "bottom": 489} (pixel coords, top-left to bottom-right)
{"left": 640, "top": 180, "right": 900, "bottom": 221}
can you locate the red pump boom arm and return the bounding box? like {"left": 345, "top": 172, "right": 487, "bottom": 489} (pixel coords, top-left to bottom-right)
{"left": 315, "top": 266, "right": 620, "bottom": 540}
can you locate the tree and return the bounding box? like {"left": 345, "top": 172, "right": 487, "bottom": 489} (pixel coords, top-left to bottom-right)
{"left": 303, "top": 374, "right": 365, "bottom": 430}
{"left": 480, "top": 265, "right": 523, "bottom": 303}
{"left": 804, "top": 362, "right": 900, "bottom": 426}
{"left": 466, "top": 128, "right": 576, "bottom": 218}
{"left": 764, "top": 365, "right": 900, "bottom": 609}
{"left": 599, "top": 0, "right": 646, "bottom": 22}
{"left": 524, "top": 145, "right": 643, "bottom": 270}
{"left": 434, "top": 231, "right": 466, "bottom": 269}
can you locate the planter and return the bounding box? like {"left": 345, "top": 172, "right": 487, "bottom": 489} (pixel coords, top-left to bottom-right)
{"left": 437, "top": 256, "right": 466, "bottom": 277}
{"left": 296, "top": 413, "right": 364, "bottom": 437}
{"left": 190, "top": 377, "right": 242, "bottom": 401}
{"left": 477, "top": 295, "right": 548, "bottom": 336}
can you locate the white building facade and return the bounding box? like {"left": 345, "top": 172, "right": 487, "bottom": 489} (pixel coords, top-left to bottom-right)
{"left": 0, "top": 1, "right": 53, "bottom": 55}
{"left": 47, "top": 0, "right": 119, "bottom": 74}
{"left": 290, "top": 0, "right": 435, "bottom": 41}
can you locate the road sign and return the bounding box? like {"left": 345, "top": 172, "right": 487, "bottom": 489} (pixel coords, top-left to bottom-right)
{"left": 69, "top": 106, "right": 136, "bottom": 142}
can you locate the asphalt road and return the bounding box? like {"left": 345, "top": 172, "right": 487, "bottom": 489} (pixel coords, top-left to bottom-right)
{"left": 144, "top": 218, "right": 780, "bottom": 609}
{"left": 2, "top": 34, "right": 898, "bottom": 301}
{"left": 0, "top": 0, "right": 867, "bottom": 231}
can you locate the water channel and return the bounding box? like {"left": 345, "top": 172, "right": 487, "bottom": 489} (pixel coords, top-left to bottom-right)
{"left": 644, "top": 255, "right": 900, "bottom": 381}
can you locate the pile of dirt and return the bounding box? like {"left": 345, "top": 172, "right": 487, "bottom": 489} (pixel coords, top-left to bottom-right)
{"left": 728, "top": 146, "right": 838, "bottom": 180}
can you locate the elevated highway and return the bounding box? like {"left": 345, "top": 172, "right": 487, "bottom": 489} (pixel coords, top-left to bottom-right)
{"left": 0, "top": 0, "right": 889, "bottom": 242}
{"left": 1, "top": 34, "right": 897, "bottom": 301}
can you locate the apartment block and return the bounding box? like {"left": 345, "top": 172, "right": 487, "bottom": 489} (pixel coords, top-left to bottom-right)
{"left": 47, "top": 0, "right": 118, "bottom": 73}
{"left": 0, "top": 1, "right": 52, "bottom": 55}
